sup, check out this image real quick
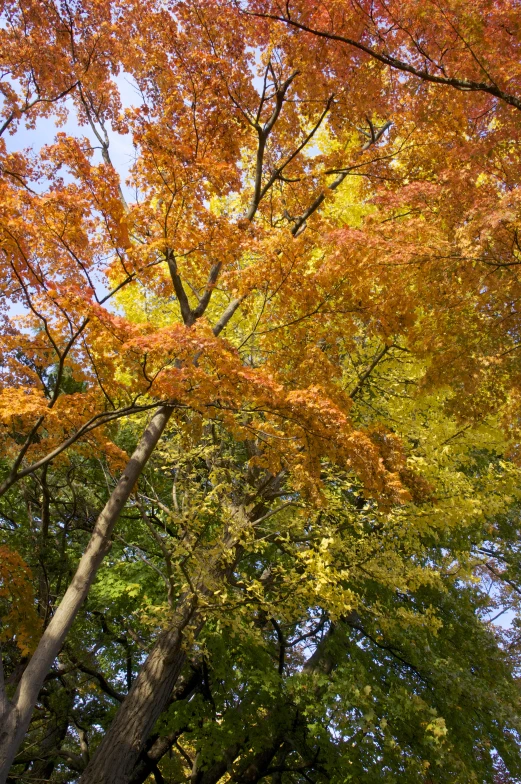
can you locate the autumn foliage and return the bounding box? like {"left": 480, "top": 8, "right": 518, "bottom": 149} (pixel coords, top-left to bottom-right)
{"left": 0, "top": 546, "right": 41, "bottom": 656}
{"left": 1, "top": 0, "right": 521, "bottom": 782}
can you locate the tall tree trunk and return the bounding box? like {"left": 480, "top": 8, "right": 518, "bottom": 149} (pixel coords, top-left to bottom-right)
{"left": 0, "top": 405, "right": 172, "bottom": 784}
{"left": 78, "top": 518, "right": 248, "bottom": 784}
{"left": 78, "top": 598, "right": 202, "bottom": 784}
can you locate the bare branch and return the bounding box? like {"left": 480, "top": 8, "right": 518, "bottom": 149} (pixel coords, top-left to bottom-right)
{"left": 349, "top": 344, "right": 391, "bottom": 398}
{"left": 192, "top": 263, "right": 222, "bottom": 320}
{"left": 212, "top": 295, "right": 247, "bottom": 336}
{"left": 165, "top": 248, "right": 195, "bottom": 327}
{"left": 246, "top": 71, "right": 299, "bottom": 221}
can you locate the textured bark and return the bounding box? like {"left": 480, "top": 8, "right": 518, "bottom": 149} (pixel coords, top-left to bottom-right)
{"left": 0, "top": 406, "right": 173, "bottom": 784}
{"left": 79, "top": 598, "right": 201, "bottom": 784}
{"left": 79, "top": 520, "right": 250, "bottom": 783}
{"left": 129, "top": 667, "right": 203, "bottom": 784}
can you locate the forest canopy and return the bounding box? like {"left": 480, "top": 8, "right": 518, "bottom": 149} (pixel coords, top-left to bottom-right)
{"left": 1, "top": 1, "right": 521, "bottom": 782}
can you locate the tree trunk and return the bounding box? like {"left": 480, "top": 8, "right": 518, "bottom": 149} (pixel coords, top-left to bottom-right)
{"left": 78, "top": 598, "right": 201, "bottom": 784}
{"left": 0, "top": 405, "right": 172, "bottom": 784}
{"left": 78, "top": 522, "right": 247, "bottom": 784}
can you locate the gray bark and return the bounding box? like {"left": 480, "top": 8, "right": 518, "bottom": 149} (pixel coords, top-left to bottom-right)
{"left": 0, "top": 405, "right": 173, "bottom": 783}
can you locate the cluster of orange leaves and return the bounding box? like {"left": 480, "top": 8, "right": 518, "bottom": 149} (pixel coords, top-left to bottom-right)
{"left": 0, "top": 546, "right": 42, "bottom": 656}
{"left": 1, "top": 0, "right": 521, "bottom": 507}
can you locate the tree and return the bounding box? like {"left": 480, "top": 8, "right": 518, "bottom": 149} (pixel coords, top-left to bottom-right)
{"left": 1, "top": 0, "right": 521, "bottom": 781}
{"left": 4, "top": 347, "right": 521, "bottom": 782}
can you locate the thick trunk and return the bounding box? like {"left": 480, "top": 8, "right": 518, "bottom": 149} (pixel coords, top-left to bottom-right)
{"left": 129, "top": 667, "right": 203, "bottom": 784}
{"left": 79, "top": 528, "right": 245, "bottom": 784}
{"left": 0, "top": 406, "right": 172, "bottom": 784}
{"left": 79, "top": 598, "right": 201, "bottom": 784}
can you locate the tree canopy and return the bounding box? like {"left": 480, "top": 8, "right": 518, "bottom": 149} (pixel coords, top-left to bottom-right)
{"left": 1, "top": 1, "right": 521, "bottom": 782}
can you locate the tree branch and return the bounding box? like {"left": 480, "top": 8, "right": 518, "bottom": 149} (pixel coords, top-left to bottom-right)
{"left": 246, "top": 70, "right": 299, "bottom": 221}
{"left": 291, "top": 120, "right": 392, "bottom": 235}
{"left": 250, "top": 11, "right": 521, "bottom": 112}
{"left": 0, "top": 402, "right": 164, "bottom": 498}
